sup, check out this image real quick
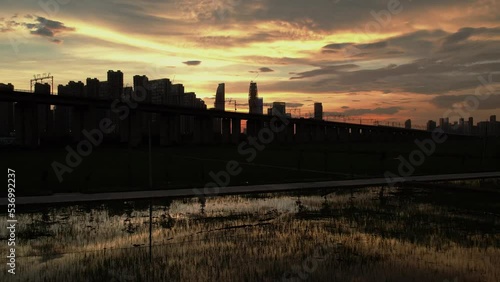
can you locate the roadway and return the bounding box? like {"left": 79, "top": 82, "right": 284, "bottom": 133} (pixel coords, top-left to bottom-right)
{"left": 1, "top": 171, "right": 499, "bottom": 206}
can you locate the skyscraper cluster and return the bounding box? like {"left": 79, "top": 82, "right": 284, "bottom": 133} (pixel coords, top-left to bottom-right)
{"left": 427, "top": 115, "right": 500, "bottom": 136}
{"left": 248, "top": 81, "right": 263, "bottom": 115}
{"left": 0, "top": 71, "right": 207, "bottom": 141}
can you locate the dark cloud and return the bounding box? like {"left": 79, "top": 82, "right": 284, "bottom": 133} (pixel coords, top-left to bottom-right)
{"left": 0, "top": 15, "right": 74, "bottom": 43}
{"left": 273, "top": 26, "right": 500, "bottom": 95}
{"left": 182, "top": 60, "right": 202, "bottom": 66}
{"left": 259, "top": 67, "right": 274, "bottom": 73}
{"left": 249, "top": 67, "right": 275, "bottom": 73}
{"left": 323, "top": 43, "right": 353, "bottom": 50}
{"left": 441, "top": 27, "right": 500, "bottom": 46}
{"left": 290, "top": 64, "right": 358, "bottom": 80}
{"left": 431, "top": 94, "right": 500, "bottom": 110}
{"left": 323, "top": 41, "right": 387, "bottom": 51}
{"left": 26, "top": 16, "right": 75, "bottom": 39}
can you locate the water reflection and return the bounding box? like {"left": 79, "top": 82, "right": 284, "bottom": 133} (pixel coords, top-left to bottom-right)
{"left": 0, "top": 186, "right": 499, "bottom": 281}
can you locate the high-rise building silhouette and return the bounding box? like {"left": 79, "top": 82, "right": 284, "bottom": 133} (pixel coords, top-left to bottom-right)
{"left": 426, "top": 120, "right": 436, "bottom": 132}
{"left": 215, "top": 83, "right": 225, "bottom": 111}
{"left": 56, "top": 81, "right": 84, "bottom": 137}
{"left": 107, "top": 70, "right": 123, "bottom": 100}
{"left": 272, "top": 102, "right": 286, "bottom": 116}
{"left": 405, "top": 119, "right": 412, "bottom": 129}
{"left": 459, "top": 118, "right": 465, "bottom": 134}
{"left": 133, "top": 75, "right": 150, "bottom": 103}
{"left": 170, "top": 84, "right": 184, "bottom": 105}
{"left": 214, "top": 83, "right": 226, "bottom": 135}
{"left": 149, "top": 78, "right": 171, "bottom": 105}
{"left": 98, "top": 81, "right": 109, "bottom": 99}
{"left": 439, "top": 117, "right": 450, "bottom": 132}
{"left": 85, "top": 78, "right": 99, "bottom": 98}
{"left": 256, "top": 98, "right": 264, "bottom": 115}
{"left": 314, "top": 103, "right": 323, "bottom": 120}
{"left": 468, "top": 117, "right": 474, "bottom": 135}
{"left": 0, "top": 83, "right": 14, "bottom": 137}
{"left": 248, "top": 81, "right": 260, "bottom": 114}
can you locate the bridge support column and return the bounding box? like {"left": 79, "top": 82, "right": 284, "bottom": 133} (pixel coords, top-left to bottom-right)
{"left": 246, "top": 119, "right": 257, "bottom": 137}
{"left": 128, "top": 110, "right": 142, "bottom": 147}
{"left": 295, "top": 122, "right": 308, "bottom": 143}
{"left": 338, "top": 127, "right": 349, "bottom": 142}
{"left": 222, "top": 118, "right": 231, "bottom": 144}
{"left": 83, "top": 105, "right": 97, "bottom": 133}
{"left": 72, "top": 105, "right": 98, "bottom": 143}
{"left": 202, "top": 117, "right": 214, "bottom": 144}
{"left": 384, "top": 131, "right": 394, "bottom": 142}
{"left": 285, "top": 122, "right": 294, "bottom": 143}
{"left": 274, "top": 125, "right": 285, "bottom": 144}
{"left": 55, "top": 105, "right": 71, "bottom": 139}
{"left": 168, "top": 114, "right": 181, "bottom": 145}
{"left": 231, "top": 118, "right": 240, "bottom": 144}
{"left": 350, "top": 127, "right": 361, "bottom": 142}
{"left": 314, "top": 124, "right": 326, "bottom": 143}
{"left": 326, "top": 126, "right": 338, "bottom": 142}
{"left": 15, "top": 102, "right": 39, "bottom": 147}
{"left": 192, "top": 116, "right": 203, "bottom": 144}
{"left": 159, "top": 113, "right": 169, "bottom": 146}
{"left": 71, "top": 106, "right": 83, "bottom": 142}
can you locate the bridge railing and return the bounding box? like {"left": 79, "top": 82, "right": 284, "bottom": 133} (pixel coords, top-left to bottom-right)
{"left": 13, "top": 89, "right": 34, "bottom": 93}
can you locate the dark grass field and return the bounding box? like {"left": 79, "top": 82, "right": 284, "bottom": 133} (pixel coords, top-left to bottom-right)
{"left": 1, "top": 137, "right": 499, "bottom": 196}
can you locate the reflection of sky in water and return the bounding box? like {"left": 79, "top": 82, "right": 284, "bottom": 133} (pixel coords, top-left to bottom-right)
{"left": 1, "top": 187, "right": 499, "bottom": 281}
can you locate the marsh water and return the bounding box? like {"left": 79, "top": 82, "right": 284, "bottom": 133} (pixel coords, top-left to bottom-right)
{"left": 1, "top": 186, "right": 499, "bottom": 282}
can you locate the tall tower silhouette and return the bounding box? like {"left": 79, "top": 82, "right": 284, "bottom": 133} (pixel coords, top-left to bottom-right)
{"left": 248, "top": 81, "right": 258, "bottom": 114}
{"left": 215, "top": 83, "right": 225, "bottom": 111}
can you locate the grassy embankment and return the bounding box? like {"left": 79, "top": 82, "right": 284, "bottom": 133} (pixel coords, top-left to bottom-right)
{"left": 1, "top": 137, "right": 499, "bottom": 196}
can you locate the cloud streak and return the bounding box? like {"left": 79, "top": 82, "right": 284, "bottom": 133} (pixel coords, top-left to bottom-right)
{"left": 0, "top": 15, "right": 75, "bottom": 43}
{"left": 182, "top": 60, "right": 202, "bottom": 66}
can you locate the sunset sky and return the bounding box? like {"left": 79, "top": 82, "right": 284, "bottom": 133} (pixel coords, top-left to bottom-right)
{"left": 1, "top": 0, "right": 499, "bottom": 126}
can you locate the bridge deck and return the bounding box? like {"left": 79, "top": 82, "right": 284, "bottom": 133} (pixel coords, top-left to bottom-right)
{"left": 0, "top": 90, "right": 429, "bottom": 131}
{"left": 2, "top": 172, "right": 499, "bottom": 206}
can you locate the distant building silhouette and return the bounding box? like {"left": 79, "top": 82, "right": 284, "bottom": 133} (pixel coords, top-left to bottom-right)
{"left": 214, "top": 83, "right": 226, "bottom": 134}
{"left": 56, "top": 81, "right": 84, "bottom": 137}
{"left": 466, "top": 117, "right": 474, "bottom": 135}
{"left": 314, "top": 102, "right": 323, "bottom": 120}
{"left": 133, "top": 75, "right": 150, "bottom": 102}
{"left": 85, "top": 78, "right": 99, "bottom": 98}
{"left": 426, "top": 120, "right": 436, "bottom": 132}
{"left": 458, "top": 118, "right": 465, "bottom": 134}
{"left": 215, "top": 83, "right": 225, "bottom": 111}
{"left": 149, "top": 78, "right": 171, "bottom": 105}
{"left": 170, "top": 84, "right": 184, "bottom": 105}
{"left": 248, "top": 81, "right": 261, "bottom": 114}
{"left": 439, "top": 117, "right": 450, "bottom": 132}
{"left": 107, "top": 70, "right": 123, "bottom": 100}
{"left": 404, "top": 119, "right": 411, "bottom": 129}
{"left": 271, "top": 102, "right": 286, "bottom": 116}
{"left": 488, "top": 115, "right": 499, "bottom": 136}
{"left": 99, "top": 81, "right": 109, "bottom": 99}
{"left": 256, "top": 98, "right": 264, "bottom": 115}
{"left": 0, "top": 83, "right": 14, "bottom": 137}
